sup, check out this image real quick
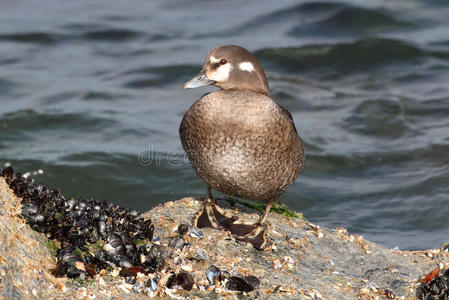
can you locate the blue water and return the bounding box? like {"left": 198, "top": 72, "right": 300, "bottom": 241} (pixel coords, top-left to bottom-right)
{"left": 1, "top": 0, "right": 449, "bottom": 250}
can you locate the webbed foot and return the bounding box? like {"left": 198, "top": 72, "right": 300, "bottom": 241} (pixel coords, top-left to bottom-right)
{"left": 192, "top": 198, "right": 237, "bottom": 229}
{"left": 226, "top": 220, "right": 270, "bottom": 250}
{"left": 192, "top": 187, "right": 273, "bottom": 250}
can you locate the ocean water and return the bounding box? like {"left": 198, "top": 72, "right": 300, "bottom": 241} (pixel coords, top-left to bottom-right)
{"left": 1, "top": 0, "right": 448, "bottom": 250}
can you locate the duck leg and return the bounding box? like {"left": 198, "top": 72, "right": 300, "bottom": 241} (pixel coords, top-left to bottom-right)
{"left": 226, "top": 201, "right": 273, "bottom": 250}
{"left": 192, "top": 186, "right": 237, "bottom": 229}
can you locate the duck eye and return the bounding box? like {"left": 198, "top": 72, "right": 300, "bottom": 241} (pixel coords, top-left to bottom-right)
{"left": 220, "top": 59, "right": 227, "bottom": 65}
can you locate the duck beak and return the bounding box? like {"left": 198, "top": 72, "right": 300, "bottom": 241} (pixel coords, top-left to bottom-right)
{"left": 183, "top": 70, "right": 215, "bottom": 89}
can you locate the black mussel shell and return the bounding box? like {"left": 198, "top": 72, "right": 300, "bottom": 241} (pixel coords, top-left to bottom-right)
{"left": 104, "top": 251, "right": 134, "bottom": 268}
{"left": 1, "top": 167, "right": 161, "bottom": 282}
{"left": 145, "top": 256, "right": 165, "bottom": 273}
{"left": 105, "top": 234, "right": 125, "bottom": 254}
{"left": 29, "top": 214, "right": 45, "bottom": 224}
{"left": 118, "top": 231, "right": 133, "bottom": 246}
{"left": 2, "top": 166, "right": 14, "bottom": 178}
{"left": 66, "top": 268, "right": 88, "bottom": 280}
{"left": 97, "top": 220, "right": 109, "bottom": 237}
{"left": 166, "top": 273, "right": 178, "bottom": 289}
{"left": 118, "top": 257, "right": 135, "bottom": 269}
{"left": 243, "top": 276, "right": 260, "bottom": 290}
{"left": 22, "top": 202, "right": 39, "bottom": 215}
{"left": 56, "top": 245, "right": 86, "bottom": 278}
{"left": 226, "top": 276, "right": 260, "bottom": 292}
{"left": 120, "top": 266, "right": 148, "bottom": 277}
{"left": 179, "top": 272, "right": 194, "bottom": 291}
{"left": 206, "top": 265, "right": 221, "bottom": 285}
{"left": 149, "top": 244, "right": 162, "bottom": 258}
{"left": 166, "top": 272, "right": 194, "bottom": 291}
{"left": 168, "top": 235, "right": 185, "bottom": 250}
{"left": 206, "top": 265, "right": 229, "bottom": 285}
{"left": 176, "top": 223, "right": 203, "bottom": 238}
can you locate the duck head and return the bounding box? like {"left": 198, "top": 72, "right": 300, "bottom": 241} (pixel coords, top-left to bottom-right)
{"left": 184, "top": 45, "right": 269, "bottom": 96}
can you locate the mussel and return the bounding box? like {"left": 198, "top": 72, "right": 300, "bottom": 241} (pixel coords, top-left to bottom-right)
{"left": 226, "top": 276, "right": 260, "bottom": 292}
{"left": 168, "top": 235, "right": 186, "bottom": 250}
{"left": 166, "top": 272, "right": 194, "bottom": 291}
{"left": 1, "top": 166, "right": 159, "bottom": 284}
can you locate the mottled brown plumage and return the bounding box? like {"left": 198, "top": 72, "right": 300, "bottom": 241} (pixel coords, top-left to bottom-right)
{"left": 180, "top": 89, "right": 303, "bottom": 201}
{"left": 180, "top": 45, "right": 305, "bottom": 249}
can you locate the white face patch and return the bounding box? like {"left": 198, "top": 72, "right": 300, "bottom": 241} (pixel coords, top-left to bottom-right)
{"left": 209, "top": 56, "right": 220, "bottom": 64}
{"left": 207, "top": 63, "right": 232, "bottom": 82}
{"left": 238, "top": 61, "right": 255, "bottom": 72}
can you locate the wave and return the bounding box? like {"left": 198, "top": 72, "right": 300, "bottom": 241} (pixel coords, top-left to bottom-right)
{"left": 288, "top": 2, "right": 414, "bottom": 37}
{"left": 0, "top": 110, "right": 117, "bottom": 135}
{"left": 0, "top": 27, "right": 144, "bottom": 46}
{"left": 0, "top": 78, "right": 18, "bottom": 93}
{"left": 256, "top": 38, "right": 424, "bottom": 72}
{"left": 122, "top": 65, "right": 199, "bottom": 88}
{"left": 81, "top": 29, "right": 143, "bottom": 42}
{"left": 0, "top": 32, "right": 61, "bottom": 45}
{"left": 343, "top": 98, "right": 407, "bottom": 138}
{"left": 81, "top": 91, "right": 122, "bottom": 101}
{"left": 209, "top": 2, "right": 414, "bottom": 38}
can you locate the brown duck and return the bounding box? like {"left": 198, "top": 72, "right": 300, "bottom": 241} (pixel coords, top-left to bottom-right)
{"left": 180, "top": 45, "right": 305, "bottom": 250}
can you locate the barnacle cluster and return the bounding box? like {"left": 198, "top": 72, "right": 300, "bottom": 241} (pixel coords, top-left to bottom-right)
{"left": 1, "top": 166, "right": 261, "bottom": 295}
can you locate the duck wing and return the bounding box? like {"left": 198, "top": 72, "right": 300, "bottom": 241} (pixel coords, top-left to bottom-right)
{"left": 279, "top": 105, "right": 298, "bottom": 135}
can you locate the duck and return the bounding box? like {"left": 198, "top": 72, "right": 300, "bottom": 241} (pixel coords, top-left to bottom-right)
{"left": 180, "top": 45, "right": 305, "bottom": 250}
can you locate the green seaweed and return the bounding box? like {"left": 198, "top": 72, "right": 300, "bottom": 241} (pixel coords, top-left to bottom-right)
{"left": 88, "top": 239, "right": 104, "bottom": 250}
{"left": 271, "top": 204, "right": 303, "bottom": 219}
{"left": 54, "top": 212, "right": 63, "bottom": 219}
{"left": 69, "top": 278, "right": 96, "bottom": 287}
{"left": 46, "top": 238, "right": 59, "bottom": 258}
{"left": 135, "top": 239, "right": 149, "bottom": 248}
{"left": 74, "top": 247, "right": 83, "bottom": 257}
{"left": 227, "top": 197, "right": 303, "bottom": 219}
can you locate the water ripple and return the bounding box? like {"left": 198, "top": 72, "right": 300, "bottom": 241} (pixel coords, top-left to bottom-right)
{"left": 0, "top": 32, "right": 62, "bottom": 45}
{"left": 122, "top": 65, "right": 199, "bottom": 88}
{"left": 288, "top": 3, "right": 415, "bottom": 37}
{"left": 81, "top": 29, "right": 143, "bottom": 42}
{"left": 344, "top": 98, "right": 407, "bottom": 138}
{"left": 256, "top": 38, "right": 425, "bottom": 73}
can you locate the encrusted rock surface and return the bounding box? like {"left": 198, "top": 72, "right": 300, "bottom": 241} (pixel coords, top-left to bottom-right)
{"left": 144, "top": 198, "right": 449, "bottom": 299}
{"left": 1, "top": 176, "right": 448, "bottom": 299}
{"left": 0, "top": 178, "right": 67, "bottom": 299}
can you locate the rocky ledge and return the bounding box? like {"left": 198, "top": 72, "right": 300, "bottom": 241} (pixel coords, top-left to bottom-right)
{"left": 0, "top": 174, "right": 448, "bottom": 299}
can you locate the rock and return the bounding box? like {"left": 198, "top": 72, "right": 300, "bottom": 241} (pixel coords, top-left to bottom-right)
{"left": 0, "top": 178, "right": 147, "bottom": 300}
{"left": 143, "top": 197, "right": 449, "bottom": 299}
{"left": 1, "top": 176, "right": 448, "bottom": 299}
{"left": 0, "top": 178, "right": 63, "bottom": 299}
